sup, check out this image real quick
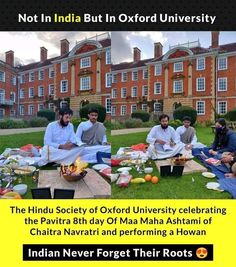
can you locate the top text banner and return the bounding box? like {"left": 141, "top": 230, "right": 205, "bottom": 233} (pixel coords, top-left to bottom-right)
{"left": 0, "top": 0, "right": 236, "bottom": 30}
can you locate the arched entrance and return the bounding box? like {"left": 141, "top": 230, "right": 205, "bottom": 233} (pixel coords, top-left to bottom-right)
{"left": 80, "top": 99, "right": 89, "bottom": 109}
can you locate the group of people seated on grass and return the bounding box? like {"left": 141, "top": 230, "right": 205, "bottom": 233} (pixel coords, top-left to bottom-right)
{"left": 38, "top": 107, "right": 110, "bottom": 166}
{"left": 146, "top": 114, "right": 236, "bottom": 179}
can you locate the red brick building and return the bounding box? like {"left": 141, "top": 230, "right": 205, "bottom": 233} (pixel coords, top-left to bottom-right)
{"left": 0, "top": 33, "right": 111, "bottom": 119}
{"left": 111, "top": 32, "right": 236, "bottom": 122}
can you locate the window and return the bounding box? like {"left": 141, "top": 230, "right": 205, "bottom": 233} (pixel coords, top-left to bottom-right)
{"left": 19, "top": 89, "right": 24, "bottom": 99}
{"left": 0, "top": 108, "right": 5, "bottom": 118}
{"left": 10, "top": 92, "right": 16, "bottom": 102}
{"left": 154, "top": 102, "right": 162, "bottom": 112}
{"left": 28, "top": 105, "right": 34, "bottom": 115}
{"left": 49, "top": 84, "right": 54, "bottom": 95}
{"left": 80, "top": 57, "right": 91, "bottom": 68}
{"left": 106, "top": 98, "right": 111, "bottom": 113}
{"left": 10, "top": 109, "right": 15, "bottom": 117}
{"left": 143, "top": 69, "right": 148, "bottom": 79}
{"left": 48, "top": 103, "right": 54, "bottom": 110}
{"left": 196, "top": 58, "right": 205, "bottom": 71}
{"left": 38, "top": 70, "right": 44, "bottom": 80}
{"left": 142, "top": 85, "right": 148, "bottom": 96}
{"left": 131, "top": 86, "right": 137, "bottom": 97}
{"left": 121, "top": 72, "right": 127, "bottom": 82}
{"left": 61, "top": 61, "right": 68, "bottom": 73}
{"left": 111, "top": 106, "right": 116, "bottom": 116}
{"left": 0, "top": 71, "right": 5, "bottom": 82}
{"left": 218, "top": 77, "right": 227, "bottom": 91}
{"left": 142, "top": 104, "right": 148, "bottom": 112}
{"left": 218, "top": 101, "right": 227, "bottom": 115}
{"left": 173, "top": 80, "right": 183, "bottom": 93}
{"left": 106, "top": 49, "right": 111, "bottom": 64}
{"left": 61, "top": 80, "right": 69, "bottom": 92}
{"left": 196, "top": 101, "right": 205, "bottom": 115}
{"left": 106, "top": 73, "right": 112, "bottom": 87}
{"left": 38, "top": 86, "right": 44, "bottom": 96}
{"left": 132, "top": 71, "right": 138, "bottom": 81}
{"left": 60, "top": 101, "right": 68, "bottom": 109}
{"left": 19, "top": 105, "right": 24, "bottom": 115}
{"left": 218, "top": 57, "right": 227, "bottom": 70}
{"left": 121, "top": 88, "right": 127, "bottom": 98}
{"left": 38, "top": 104, "right": 44, "bottom": 111}
{"left": 11, "top": 75, "right": 16, "bottom": 85}
{"left": 174, "top": 62, "right": 183, "bottom": 72}
{"left": 120, "top": 105, "right": 127, "bottom": 116}
{"left": 154, "top": 82, "right": 162, "bottom": 94}
{"left": 0, "top": 89, "right": 5, "bottom": 103}
{"left": 155, "top": 64, "right": 162, "bottom": 76}
{"left": 131, "top": 104, "right": 137, "bottom": 113}
{"left": 112, "top": 74, "right": 117, "bottom": 83}
{"left": 29, "top": 87, "right": 34, "bottom": 98}
{"left": 80, "top": 77, "right": 90, "bottom": 90}
{"left": 111, "top": 88, "right": 117, "bottom": 99}
{"left": 196, "top": 77, "right": 205, "bottom": 91}
{"left": 20, "top": 74, "right": 25, "bottom": 84}
{"left": 29, "top": 72, "right": 34, "bottom": 82}
{"left": 49, "top": 67, "right": 55, "bottom": 78}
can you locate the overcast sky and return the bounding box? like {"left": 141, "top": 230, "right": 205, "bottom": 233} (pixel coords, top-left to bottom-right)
{"left": 0, "top": 31, "right": 235, "bottom": 65}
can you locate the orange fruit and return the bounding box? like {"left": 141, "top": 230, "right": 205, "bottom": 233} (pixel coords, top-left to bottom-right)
{"left": 151, "top": 176, "right": 159, "bottom": 184}
{"left": 145, "top": 174, "right": 152, "bottom": 182}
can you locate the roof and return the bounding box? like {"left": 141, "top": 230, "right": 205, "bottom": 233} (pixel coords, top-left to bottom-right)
{"left": 218, "top": 42, "right": 236, "bottom": 53}
{"left": 112, "top": 58, "right": 152, "bottom": 71}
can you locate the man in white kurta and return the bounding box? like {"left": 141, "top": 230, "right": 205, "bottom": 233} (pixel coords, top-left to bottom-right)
{"left": 38, "top": 109, "right": 84, "bottom": 166}
{"left": 75, "top": 108, "right": 110, "bottom": 163}
{"left": 146, "top": 114, "right": 184, "bottom": 159}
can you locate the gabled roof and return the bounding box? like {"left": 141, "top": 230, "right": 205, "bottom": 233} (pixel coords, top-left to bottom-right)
{"left": 112, "top": 58, "right": 152, "bottom": 71}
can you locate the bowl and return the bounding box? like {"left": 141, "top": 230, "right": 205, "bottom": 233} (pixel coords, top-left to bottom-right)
{"left": 60, "top": 165, "right": 87, "bottom": 181}
{"left": 144, "top": 167, "right": 153, "bottom": 174}
{"left": 13, "top": 184, "right": 28, "bottom": 195}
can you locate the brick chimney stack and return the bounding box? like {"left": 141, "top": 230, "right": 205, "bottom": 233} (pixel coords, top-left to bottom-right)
{"left": 40, "top": 47, "right": 48, "bottom": 62}
{"left": 60, "top": 39, "right": 70, "bottom": 55}
{"left": 211, "top": 31, "right": 220, "bottom": 48}
{"left": 154, "top": 42, "right": 163, "bottom": 58}
{"left": 5, "top": 50, "right": 14, "bottom": 66}
{"left": 133, "top": 47, "right": 141, "bottom": 62}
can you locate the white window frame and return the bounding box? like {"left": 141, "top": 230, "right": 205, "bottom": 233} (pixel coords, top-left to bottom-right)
{"left": 61, "top": 61, "right": 68, "bottom": 73}
{"left": 131, "top": 104, "right": 137, "bottom": 113}
{"left": 106, "top": 73, "right": 112, "bottom": 88}
{"left": 132, "top": 71, "right": 138, "bottom": 81}
{"left": 38, "top": 70, "right": 44, "bottom": 80}
{"left": 174, "top": 62, "right": 183, "bottom": 72}
{"left": 218, "top": 57, "right": 227, "bottom": 70}
{"left": 143, "top": 69, "right": 148, "bottom": 79}
{"left": 20, "top": 74, "right": 25, "bottom": 84}
{"left": 48, "top": 103, "right": 54, "bottom": 110}
{"left": 111, "top": 88, "right": 117, "bottom": 99}
{"left": 112, "top": 74, "right": 118, "bottom": 83}
{"left": 154, "top": 63, "right": 162, "bottom": 76}
{"left": 29, "top": 87, "right": 34, "bottom": 98}
{"left": 142, "top": 85, "right": 148, "bottom": 96}
{"left": 111, "top": 106, "right": 116, "bottom": 116}
{"left": 10, "top": 92, "right": 16, "bottom": 102}
{"left": 49, "top": 84, "right": 54, "bottom": 95}
{"left": 173, "top": 80, "right": 183, "bottom": 93}
{"left": 196, "top": 101, "right": 205, "bottom": 115}
{"left": 80, "top": 77, "right": 90, "bottom": 91}
{"left": 28, "top": 105, "right": 34, "bottom": 115}
{"left": 154, "top": 102, "right": 162, "bottom": 113}
{"left": 10, "top": 109, "right": 16, "bottom": 117}
{"left": 38, "top": 104, "right": 44, "bottom": 111}
{"left": 19, "top": 89, "right": 24, "bottom": 99}
{"left": 218, "top": 101, "right": 227, "bottom": 115}
{"left": 38, "top": 86, "right": 44, "bottom": 97}
{"left": 106, "top": 49, "right": 111, "bottom": 64}
{"left": 131, "top": 86, "right": 138, "bottom": 97}
{"left": 49, "top": 67, "right": 55, "bottom": 78}
{"left": 196, "top": 77, "right": 205, "bottom": 92}
{"left": 121, "top": 87, "right": 127, "bottom": 98}
{"left": 154, "top": 82, "right": 162, "bottom": 94}
{"left": 142, "top": 104, "right": 148, "bottom": 112}
{"left": 120, "top": 105, "right": 127, "bottom": 116}
{"left": 0, "top": 89, "right": 5, "bottom": 103}
{"left": 19, "top": 105, "right": 24, "bottom": 115}
{"left": 0, "top": 71, "right": 5, "bottom": 82}
{"left": 80, "top": 57, "right": 91, "bottom": 68}
{"left": 196, "top": 57, "right": 205, "bottom": 71}
{"left": 29, "top": 71, "right": 34, "bottom": 82}
{"left": 60, "top": 80, "right": 69, "bottom": 93}
{"left": 0, "top": 108, "right": 5, "bottom": 118}
{"left": 11, "top": 75, "right": 16, "bottom": 85}
{"left": 60, "top": 101, "right": 68, "bottom": 109}
{"left": 121, "top": 72, "right": 127, "bottom": 82}
{"left": 106, "top": 98, "right": 111, "bottom": 113}
{"left": 218, "top": 77, "right": 227, "bottom": 91}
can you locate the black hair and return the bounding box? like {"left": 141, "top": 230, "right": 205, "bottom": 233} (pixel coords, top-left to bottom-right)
{"left": 216, "top": 118, "right": 226, "bottom": 127}
{"left": 159, "top": 114, "right": 169, "bottom": 122}
{"left": 59, "top": 108, "right": 73, "bottom": 116}
{"left": 88, "top": 108, "right": 99, "bottom": 114}
{"left": 182, "top": 116, "right": 191, "bottom": 122}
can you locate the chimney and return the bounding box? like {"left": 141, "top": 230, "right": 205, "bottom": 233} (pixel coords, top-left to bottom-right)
{"left": 211, "top": 31, "right": 220, "bottom": 48}
{"left": 40, "top": 47, "right": 48, "bottom": 62}
{"left": 60, "top": 39, "right": 70, "bottom": 55}
{"left": 5, "top": 50, "right": 14, "bottom": 66}
{"left": 154, "top": 42, "right": 163, "bottom": 58}
{"left": 133, "top": 47, "right": 141, "bottom": 62}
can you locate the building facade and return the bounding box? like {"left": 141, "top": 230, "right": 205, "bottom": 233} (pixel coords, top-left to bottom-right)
{"left": 111, "top": 32, "right": 236, "bottom": 122}
{"left": 0, "top": 33, "right": 111, "bottom": 119}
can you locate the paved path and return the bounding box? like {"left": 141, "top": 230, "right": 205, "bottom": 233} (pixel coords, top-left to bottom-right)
{"left": 0, "top": 127, "right": 46, "bottom": 135}
{"left": 111, "top": 127, "right": 151, "bottom": 136}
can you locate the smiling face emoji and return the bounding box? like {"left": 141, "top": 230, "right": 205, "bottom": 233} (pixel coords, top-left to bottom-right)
{"left": 196, "top": 247, "right": 208, "bottom": 259}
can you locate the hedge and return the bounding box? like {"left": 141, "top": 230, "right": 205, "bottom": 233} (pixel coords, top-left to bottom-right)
{"left": 131, "top": 110, "right": 150, "bottom": 122}
{"left": 79, "top": 103, "right": 106, "bottom": 123}
{"left": 37, "top": 109, "right": 55, "bottom": 121}
{"left": 173, "top": 106, "right": 197, "bottom": 125}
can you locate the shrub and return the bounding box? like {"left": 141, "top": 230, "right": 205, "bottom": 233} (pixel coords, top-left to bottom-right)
{"left": 173, "top": 106, "right": 197, "bottom": 125}
{"left": 28, "top": 117, "right": 49, "bottom": 127}
{"left": 0, "top": 119, "right": 27, "bottom": 129}
{"left": 225, "top": 109, "right": 236, "bottom": 121}
{"left": 37, "top": 109, "right": 55, "bottom": 121}
{"left": 169, "top": 119, "right": 182, "bottom": 129}
{"left": 104, "top": 120, "right": 112, "bottom": 129}
{"left": 71, "top": 117, "right": 87, "bottom": 130}
{"left": 131, "top": 110, "right": 150, "bottom": 122}
{"left": 142, "top": 121, "right": 156, "bottom": 128}
{"left": 79, "top": 103, "right": 106, "bottom": 123}
{"left": 124, "top": 118, "right": 143, "bottom": 128}
{"left": 111, "top": 121, "right": 124, "bottom": 130}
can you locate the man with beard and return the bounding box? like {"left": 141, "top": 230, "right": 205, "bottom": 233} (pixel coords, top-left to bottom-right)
{"left": 146, "top": 114, "right": 184, "bottom": 159}
{"left": 75, "top": 108, "right": 110, "bottom": 163}
{"left": 38, "top": 108, "right": 84, "bottom": 166}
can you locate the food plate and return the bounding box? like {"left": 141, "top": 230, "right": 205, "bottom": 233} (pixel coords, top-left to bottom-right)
{"left": 206, "top": 182, "right": 224, "bottom": 191}
{"left": 110, "top": 173, "right": 119, "bottom": 183}
{"left": 202, "top": 172, "right": 216, "bottom": 178}
{"left": 117, "top": 167, "right": 132, "bottom": 172}
{"left": 92, "top": 164, "right": 110, "bottom": 171}
{"left": 14, "top": 166, "right": 36, "bottom": 175}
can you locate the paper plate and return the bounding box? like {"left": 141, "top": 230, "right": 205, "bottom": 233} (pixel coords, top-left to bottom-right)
{"left": 202, "top": 172, "right": 216, "bottom": 179}
{"left": 14, "top": 166, "right": 36, "bottom": 175}
{"left": 92, "top": 164, "right": 110, "bottom": 171}
{"left": 206, "top": 182, "right": 224, "bottom": 191}
{"left": 117, "top": 167, "right": 132, "bottom": 172}
{"left": 110, "top": 173, "right": 119, "bottom": 183}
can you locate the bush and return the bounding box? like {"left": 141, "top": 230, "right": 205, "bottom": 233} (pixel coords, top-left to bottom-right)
{"left": 225, "top": 109, "right": 236, "bottom": 121}
{"left": 169, "top": 119, "right": 182, "bottom": 129}
{"left": 0, "top": 119, "right": 27, "bottom": 129}
{"left": 28, "top": 117, "right": 49, "bottom": 127}
{"left": 173, "top": 106, "right": 197, "bottom": 125}
{"left": 131, "top": 110, "right": 150, "bottom": 122}
{"left": 124, "top": 118, "right": 143, "bottom": 128}
{"left": 79, "top": 103, "right": 106, "bottom": 123}
{"left": 71, "top": 117, "right": 87, "bottom": 130}
{"left": 111, "top": 121, "right": 124, "bottom": 130}
{"left": 37, "top": 109, "right": 55, "bottom": 121}
{"left": 142, "top": 121, "right": 156, "bottom": 128}
{"left": 104, "top": 120, "right": 112, "bottom": 129}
